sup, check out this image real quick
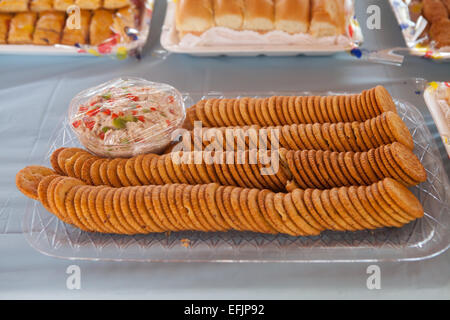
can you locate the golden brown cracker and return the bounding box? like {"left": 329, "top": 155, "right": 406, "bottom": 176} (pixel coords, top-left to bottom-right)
{"left": 338, "top": 186, "right": 375, "bottom": 229}
{"left": 384, "top": 112, "right": 414, "bottom": 150}
{"left": 374, "top": 86, "right": 397, "bottom": 114}
{"left": 338, "top": 95, "right": 350, "bottom": 123}
{"left": 73, "top": 154, "right": 93, "bottom": 179}
{"left": 329, "top": 152, "right": 351, "bottom": 186}
{"left": 311, "top": 189, "right": 345, "bottom": 231}
{"left": 273, "top": 193, "right": 305, "bottom": 236}
{"left": 117, "top": 159, "right": 132, "bottom": 187}
{"left": 120, "top": 187, "right": 147, "bottom": 233}
{"left": 124, "top": 157, "right": 142, "bottom": 186}
{"left": 381, "top": 178, "right": 424, "bottom": 218}
{"left": 50, "top": 147, "right": 66, "bottom": 175}
{"left": 37, "top": 175, "right": 60, "bottom": 213}
{"left": 57, "top": 148, "right": 86, "bottom": 175}
{"left": 343, "top": 152, "right": 365, "bottom": 185}
{"left": 263, "top": 192, "right": 298, "bottom": 236}
{"left": 90, "top": 159, "right": 105, "bottom": 186}
{"left": 104, "top": 158, "right": 122, "bottom": 187}
{"left": 136, "top": 186, "right": 165, "bottom": 232}
{"left": 329, "top": 123, "right": 346, "bottom": 152}
{"left": 364, "top": 185, "right": 403, "bottom": 227}
{"left": 54, "top": 177, "right": 86, "bottom": 223}
{"left": 329, "top": 188, "right": 364, "bottom": 230}
{"left": 320, "top": 189, "right": 355, "bottom": 231}
{"left": 355, "top": 185, "right": 390, "bottom": 227}
{"left": 16, "top": 165, "right": 56, "bottom": 200}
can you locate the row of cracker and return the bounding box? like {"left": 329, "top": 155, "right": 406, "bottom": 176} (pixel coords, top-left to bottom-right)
{"left": 177, "top": 112, "right": 414, "bottom": 153}
{"left": 17, "top": 169, "right": 424, "bottom": 235}
{"left": 280, "top": 143, "right": 427, "bottom": 190}
{"left": 44, "top": 143, "right": 426, "bottom": 192}
{"left": 184, "top": 86, "right": 397, "bottom": 128}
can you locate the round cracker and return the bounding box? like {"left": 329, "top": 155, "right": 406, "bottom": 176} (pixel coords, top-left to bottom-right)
{"left": 16, "top": 165, "right": 56, "bottom": 199}
{"left": 50, "top": 147, "right": 66, "bottom": 175}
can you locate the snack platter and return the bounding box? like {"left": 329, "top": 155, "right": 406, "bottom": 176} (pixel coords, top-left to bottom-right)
{"left": 21, "top": 89, "right": 450, "bottom": 263}
{"left": 160, "top": 0, "right": 363, "bottom": 57}
{"left": 389, "top": 0, "right": 450, "bottom": 60}
{"left": 0, "top": 0, "right": 154, "bottom": 58}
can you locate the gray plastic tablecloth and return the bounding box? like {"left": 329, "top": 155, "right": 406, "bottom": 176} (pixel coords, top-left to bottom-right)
{"left": 0, "top": 0, "right": 449, "bottom": 299}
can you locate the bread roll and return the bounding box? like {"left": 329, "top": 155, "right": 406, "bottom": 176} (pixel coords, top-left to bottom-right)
{"left": 61, "top": 9, "right": 91, "bottom": 45}
{"left": 275, "top": 0, "right": 310, "bottom": 34}
{"left": 176, "top": 0, "right": 214, "bottom": 35}
{"left": 0, "top": 13, "right": 12, "bottom": 44}
{"left": 310, "top": 0, "right": 345, "bottom": 37}
{"left": 33, "top": 11, "right": 65, "bottom": 45}
{"left": 243, "top": 0, "right": 274, "bottom": 32}
{"left": 8, "top": 12, "right": 38, "bottom": 44}
{"left": 213, "top": 0, "right": 244, "bottom": 30}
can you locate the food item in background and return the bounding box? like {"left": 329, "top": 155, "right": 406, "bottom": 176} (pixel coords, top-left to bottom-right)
{"left": 422, "top": 0, "right": 448, "bottom": 24}
{"left": 18, "top": 175, "right": 424, "bottom": 236}
{"left": 30, "top": 0, "right": 54, "bottom": 12}
{"left": 104, "top": 0, "right": 131, "bottom": 10}
{"left": 15, "top": 165, "right": 56, "bottom": 200}
{"left": 175, "top": 0, "right": 214, "bottom": 37}
{"left": 113, "top": 5, "right": 137, "bottom": 43}
{"left": 186, "top": 86, "right": 397, "bottom": 128}
{"left": 242, "top": 0, "right": 274, "bottom": 32}
{"left": 213, "top": 0, "right": 244, "bottom": 30}
{"left": 61, "top": 9, "right": 91, "bottom": 45}
{"left": 7, "top": 12, "right": 37, "bottom": 44}
{"left": 75, "top": 0, "right": 102, "bottom": 10}
{"left": 53, "top": 0, "right": 74, "bottom": 11}
{"left": 429, "top": 18, "right": 450, "bottom": 48}
{"left": 0, "top": 0, "right": 28, "bottom": 12}
{"left": 0, "top": 13, "right": 12, "bottom": 43}
{"left": 275, "top": 0, "right": 310, "bottom": 34}
{"left": 310, "top": 0, "right": 345, "bottom": 37}
{"left": 68, "top": 78, "right": 185, "bottom": 158}
{"left": 89, "top": 9, "right": 114, "bottom": 46}
{"left": 33, "top": 11, "right": 65, "bottom": 45}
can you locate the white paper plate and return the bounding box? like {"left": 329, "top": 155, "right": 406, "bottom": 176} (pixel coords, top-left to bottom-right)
{"left": 160, "top": 0, "right": 363, "bottom": 57}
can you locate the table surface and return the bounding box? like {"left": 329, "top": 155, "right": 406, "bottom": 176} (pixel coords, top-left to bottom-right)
{"left": 0, "top": 0, "right": 449, "bottom": 299}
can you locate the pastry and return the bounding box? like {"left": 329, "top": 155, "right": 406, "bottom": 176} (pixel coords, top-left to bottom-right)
{"left": 30, "top": 0, "right": 54, "bottom": 12}
{"left": 0, "top": 0, "right": 28, "bottom": 12}
{"left": 0, "top": 13, "right": 12, "bottom": 44}
{"left": 61, "top": 9, "right": 90, "bottom": 45}
{"left": 89, "top": 9, "right": 114, "bottom": 46}
{"left": 7, "top": 12, "right": 38, "bottom": 44}
{"left": 33, "top": 11, "right": 65, "bottom": 45}
{"left": 112, "top": 5, "right": 137, "bottom": 42}
{"left": 53, "top": 0, "right": 74, "bottom": 11}
{"left": 75, "top": 0, "right": 101, "bottom": 10}
{"left": 103, "top": 0, "right": 130, "bottom": 10}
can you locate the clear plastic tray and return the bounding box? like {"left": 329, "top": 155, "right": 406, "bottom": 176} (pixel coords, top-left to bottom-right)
{"left": 22, "top": 91, "right": 450, "bottom": 263}
{"left": 160, "top": 0, "right": 363, "bottom": 57}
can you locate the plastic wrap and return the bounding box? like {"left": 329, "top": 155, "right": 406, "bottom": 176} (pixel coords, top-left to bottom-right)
{"left": 424, "top": 81, "right": 450, "bottom": 157}
{"left": 68, "top": 77, "right": 185, "bottom": 158}
{"left": 161, "top": 0, "right": 363, "bottom": 56}
{"left": 389, "top": 0, "right": 450, "bottom": 60}
{"left": 0, "top": 0, "right": 154, "bottom": 59}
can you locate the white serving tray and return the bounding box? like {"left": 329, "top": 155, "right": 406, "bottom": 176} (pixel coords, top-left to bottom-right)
{"left": 160, "top": 0, "right": 363, "bottom": 57}
{"left": 424, "top": 83, "right": 450, "bottom": 158}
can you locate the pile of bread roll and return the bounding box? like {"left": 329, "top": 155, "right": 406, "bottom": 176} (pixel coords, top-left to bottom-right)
{"left": 0, "top": 0, "right": 138, "bottom": 45}
{"left": 176, "top": 0, "right": 347, "bottom": 38}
